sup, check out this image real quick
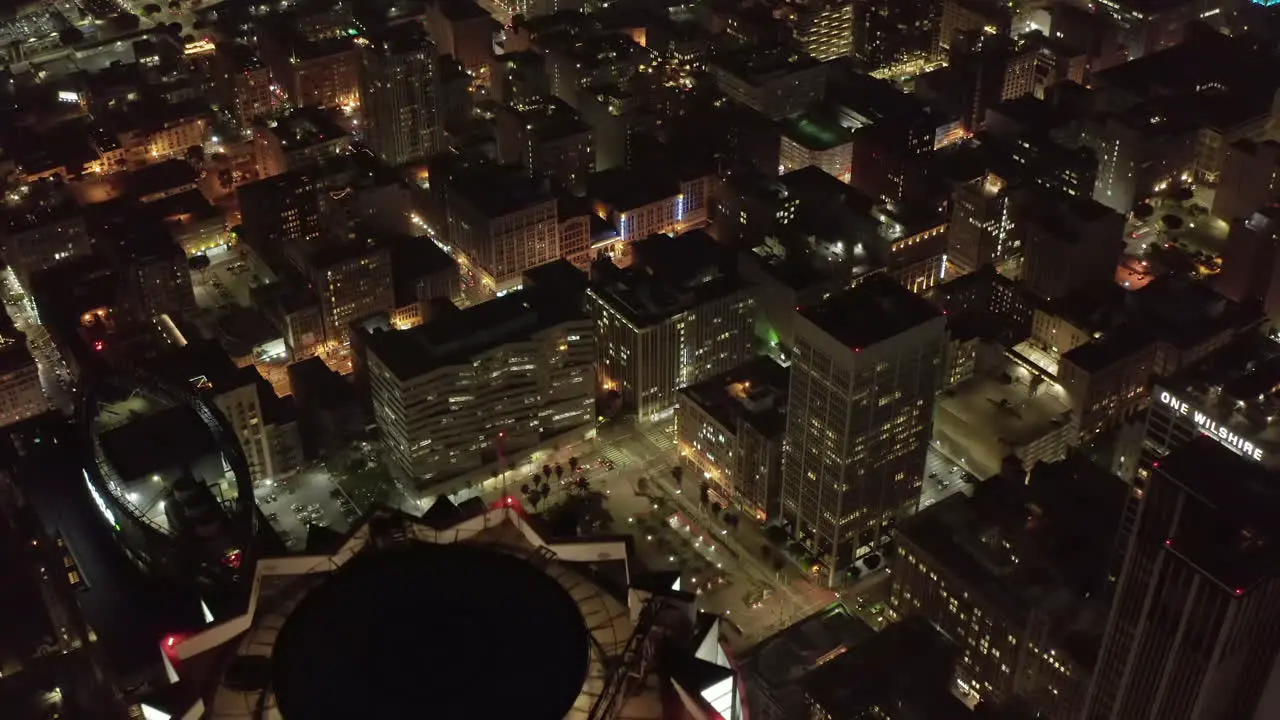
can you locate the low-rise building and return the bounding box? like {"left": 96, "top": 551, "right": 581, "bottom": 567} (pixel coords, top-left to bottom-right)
{"left": 676, "top": 357, "right": 788, "bottom": 521}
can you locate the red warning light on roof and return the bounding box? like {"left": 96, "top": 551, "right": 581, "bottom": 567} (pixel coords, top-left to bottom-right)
{"left": 1164, "top": 538, "right": 1174, "bottom": 547}
{"left": 93, "top": 340, "right": 105, "bottom": 352}
{"left": 1234, "top": 587, "right": 1246, "bottom": 597}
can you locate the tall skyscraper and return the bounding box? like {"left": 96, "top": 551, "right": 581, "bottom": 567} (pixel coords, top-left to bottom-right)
{"left": 362, "top": 24, "right": 441, "bottom": 167}
{"left": 781, "top": 273, "right": 945, "bottom": 586}
{"left": 1084, "top": 436, "right": 1280, "bottom": 720}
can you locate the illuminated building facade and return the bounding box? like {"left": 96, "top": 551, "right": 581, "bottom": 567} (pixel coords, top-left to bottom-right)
{"left": 305, "top": 236, "right": 394, "bottom": 346}
{"left": 270, "top": 36, "right": 362, "bottom": 110}
{"left": 215, "top": 43, "right": 275, "bottom": 128}
{"left": 781, "top": 274, "right": 944, "bottom": 586}
{"left": 784, "top": 0, "right": 854, "bottom": 62}
{"left": 439, "top": 165, "right": 559, "bottom": 294}
{"left": 946, "top": 172, "right": 1014, "bottom": 277}
{"left": 362, "top": 25, "right": 441, "bottom": 167}
{"left": 778, "top": 116, "right": 854, "bottom": 183}
{"left": 365, "top": 274, "right": 593, "bottom": 483}
{"left": 588, "top": 233, "right": 755, "bottom": 423}
{"left": 676, "top": 357, "right": 788, "bottom": 521}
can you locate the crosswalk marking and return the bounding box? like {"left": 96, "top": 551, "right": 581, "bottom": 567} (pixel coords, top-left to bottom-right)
{"left": 644, "top": 428, "right": 675, "bottom": 451}
{"left": 597, "top": 447, "right": 631, "bottom": 468}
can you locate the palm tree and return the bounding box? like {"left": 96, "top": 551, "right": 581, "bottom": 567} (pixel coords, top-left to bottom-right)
{"left": 568, "top": 456, "right": 579, "bottom": 474}
{"left": 554, "top": 464, "right": 564, "bottom": 481}
{"left": 670, "top": 465, "right": 684, "bottom": 489}
{"left": 542, "top": 464, "right": 552, "bottom": 481}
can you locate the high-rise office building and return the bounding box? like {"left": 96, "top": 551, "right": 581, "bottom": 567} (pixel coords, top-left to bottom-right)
{"left": 362, "top": 24, "right": 442, "bottom": 167}
{"left": 1084, "top": 436, "right": 1280, "bottom": 720}
{"left": 1020, "top": 189, "right": 1124, "bottom": 301}
{"left": 304, "top": 232, "right": 394, "bottom": 346}
{"left": 445, "top": 165, "right": 559, "bottom": 294}
{"left": 215, "top": 42, "right": 274, "bottom": 128}
{"left": 496, "top": 97, "right": 595, "bottom": 189}
{"left": 947, "top": 171, "right": 1015, "bottom": 277}
{"left": 237, "top": 169, "right": 325, "bottom": 271}
{"left": 781, "top": 273, "right": 945, "bottom": 586}
{"left": 588, "top": 232, "right": 755, "bottom": 423}
{"left": 857, "top": 0, "right": 938, "bottom": 73}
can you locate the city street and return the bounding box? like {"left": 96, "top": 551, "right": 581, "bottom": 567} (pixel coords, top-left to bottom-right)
{"left": 466, "top": 420, "right": 842, "bottom": 649}
{"left": 1, "top": 268, "right": 76, "bottom": 415}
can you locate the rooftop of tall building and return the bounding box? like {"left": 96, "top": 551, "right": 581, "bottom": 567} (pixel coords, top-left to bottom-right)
{"left": 506, "top": 96, "right": 591, "bottom": 141}
{"left": 588, "top": 231, "right": 744, "bottom": 328}
{"left": 447, "top": 163, "right": 554, "bottom": 218}
{"left": 257, "top": 107, "right": 349, "bottom": 152}
{"left": 800, "top": 273, "right": 942, "bottom": 350}
{"left": 1157, "top": 437, "right": 1280, "bottom": 595}
{"left": 364, "top": 264, "right": 588, "bottom": 381}
{"left": 1, "top": 177, "right": 79, "bottom": 234}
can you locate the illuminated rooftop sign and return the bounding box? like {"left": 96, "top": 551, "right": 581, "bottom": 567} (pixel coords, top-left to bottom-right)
{"left": 1158, "top": 391, "right": 1265, "bottom": 462}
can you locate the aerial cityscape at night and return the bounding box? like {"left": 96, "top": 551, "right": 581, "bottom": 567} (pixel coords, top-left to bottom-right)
{"left": 3, "top": 0, "right": 1280, "bottom": 717}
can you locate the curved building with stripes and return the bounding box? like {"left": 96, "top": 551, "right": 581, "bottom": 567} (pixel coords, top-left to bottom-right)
{"left": 77, "top": 359, "right": 259, "bottom": 594}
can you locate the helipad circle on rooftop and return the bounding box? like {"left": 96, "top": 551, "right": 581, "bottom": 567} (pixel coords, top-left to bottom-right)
{"left": 271, "top": 542, "right": 593, "bottom": 720}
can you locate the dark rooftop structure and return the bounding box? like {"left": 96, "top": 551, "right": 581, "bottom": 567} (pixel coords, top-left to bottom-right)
{"left": 1157, "top": 437, "right": 1280, "bottom": 594}
{"left": 800, "top": 272, "right": 942, "bottom": 349}
{"left": 1, "top": 177, "right": 80, "bottom": 234}
{"left": 897, "top": 455, "right": 1124, "bottom": 669}
{"left": 130, "top": 159, "right": 199, "bottom": 200}
{"left": 587, "top": 166, "right": 679, "bottom": 212}
{"left": 258, "top": 106, "right": 349, "bottom": 152}
{"left": 1062, "top": 278, "right": 1262, "bottom": 372}
{"left": 801, "top": 617, "right": 967, "bottom": 720}
{"left": 709, "top": 45, "right": 822, "bottom": 86}
{"left": 507, "top": 95, "right": 591, "bottom": 141}
{"left": 362, "top": 268, "right": 587, "bottom": 381}
{"left": 679, "top": 356, "right": 788, "bottom": 438}
{"left": 447, "top": 163, "right": 553, "bottom": 218}
{"left": 782, "top": 114, "right": 853, "bottom": 151}
{"left": 272, "top": 542, "right": 590, "bottom": 720}
{"left": 588, "top": 230, "right": 743, "bottom": 327}
{"left": 98, "top": 404, "right": 221, "bottom": 481}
